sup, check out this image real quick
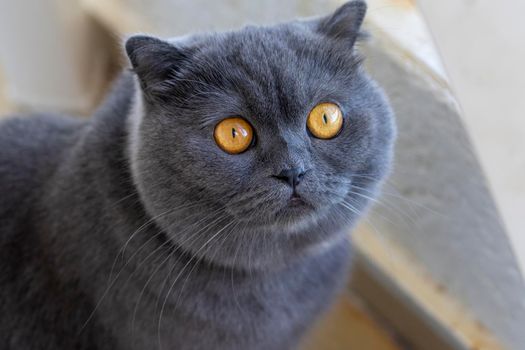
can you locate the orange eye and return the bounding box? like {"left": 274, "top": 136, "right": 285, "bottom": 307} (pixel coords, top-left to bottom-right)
{"left": 307, "top": 103, "right": 343, "bottom": 139}
{"left": 214, "top": 117, "right": 254, "bottom": 154}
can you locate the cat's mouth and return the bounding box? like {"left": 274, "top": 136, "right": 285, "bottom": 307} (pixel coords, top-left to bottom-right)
{"left": 225, "top": 190, "right": 320, "bottom": 228}
{"left": 288, "top": 193, "right": 308, "bottom": 207}
{"left": 277, "top": 193, "right": 315, "bottom": 217}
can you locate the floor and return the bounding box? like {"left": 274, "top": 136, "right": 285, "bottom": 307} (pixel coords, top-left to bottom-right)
{"left": 303, "top": 294, "right": 403, "bottom": 350}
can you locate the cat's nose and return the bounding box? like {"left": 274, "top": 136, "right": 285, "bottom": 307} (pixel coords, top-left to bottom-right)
{"left": 273, "top": 167, "right": 306, "bottom": 188}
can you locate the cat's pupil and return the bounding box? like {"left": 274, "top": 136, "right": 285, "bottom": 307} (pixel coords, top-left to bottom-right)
{"left": 232, "top": 128, "right": 237, "bottom": 138}
{"left": 322, "top": 114, "right": 328, "bottom": 124}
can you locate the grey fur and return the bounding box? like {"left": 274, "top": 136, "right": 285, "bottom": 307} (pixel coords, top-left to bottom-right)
{"left": 0, "top": 2, "right": 395, "bottom": 349}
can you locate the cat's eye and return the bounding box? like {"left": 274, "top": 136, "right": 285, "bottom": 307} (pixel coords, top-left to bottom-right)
{"left": 307, "top": 103, "right": 343, "bottom": 139}
{"left": 214, "top": 117, "right": 254, "bottom": 154}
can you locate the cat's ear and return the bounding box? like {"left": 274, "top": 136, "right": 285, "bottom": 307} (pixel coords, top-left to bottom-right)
{"left": 316, "top": 0, "right": 367, "bottom": 47}
{"left": 125, "top": 35, "right": 188, "bottom": 99}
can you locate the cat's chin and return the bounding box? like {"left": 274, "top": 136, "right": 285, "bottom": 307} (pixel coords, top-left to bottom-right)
{"left": 276, "top": 196, "right": 314, "bottom": 219}
{"left": 251, "top": 197, "right": 321, "bottom": 233}
{"left": 224, "top": 190, "right": 337, "bottom": 233}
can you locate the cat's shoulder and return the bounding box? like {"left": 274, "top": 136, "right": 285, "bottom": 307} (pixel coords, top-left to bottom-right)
{"left": 0, "top": 113, "right": 86, "bottom": 172}
{"left": 0, "top": 114, "right": 87, "bottom": 218}
{"left": 0, "top": 112, "right": 85, "bottom": 147}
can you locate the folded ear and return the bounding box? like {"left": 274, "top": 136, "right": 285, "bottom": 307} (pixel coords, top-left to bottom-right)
{"left": 317, "top": 0, "right": 367, "bottom": 47}
{"left": 125, "top": 35, "right": 189, "bottom": 100}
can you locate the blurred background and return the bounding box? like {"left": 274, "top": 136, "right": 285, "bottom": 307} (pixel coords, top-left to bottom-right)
{"left": 0, "top": 1, "right": 524, "bottom": 349}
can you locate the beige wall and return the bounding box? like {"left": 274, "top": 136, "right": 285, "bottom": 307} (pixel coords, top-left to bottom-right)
{"left": 367, "top": 1, "right": 525, "bottom": 349}
{"left": 417, "top": 0, "right": 525, "bottom": 278}
{"left": 0, "top": 0, "right": 107, "bottom": 113}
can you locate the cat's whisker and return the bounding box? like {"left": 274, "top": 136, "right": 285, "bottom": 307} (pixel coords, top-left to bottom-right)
{"left": 348, "top": 189, "right": 417, "bottom": 226}
{"left": 351, "top": 173, "right": 417, "bottom": 196}
{"left": 337, "top": 197, "right": 400, "bottom": 272}
{"left": 131, "top": 208, "right": 229, "bottom": 334}
{"left": 110, "top": 207, "right": 198, "bottom": 288}
{"left": 173, "top": 219, "right": 241, "bottom": 312}
{"left": 81, "top": 200, "right": 214, "bottom": 334}
{"left": 156, "top": 219, "right": 236, "bottom": 350}
{"left": 230, "top": 221, "right": 246, "bottom": 314}
{"left": 90, "top": 201, "right": 214, "bottom": 327}
{"left": 345, "top": 194, "right": 403, "bottom": 228}
{"left": 151, "top": 206, "right": 231, "bottom": 313}
{"left": 108, "top": 199, "right": 210, "bottom": 283}
{"left": 339, "top": 201, "right": 362, "bottom": 217}
{"left": 351, "top": 183, "right": 446, "bottom": 219}
{"left": 339, "top": 200, "right": 385, "bottom": 238}
{"left": 324, "top": 185, "right": 416, "bottom": 231}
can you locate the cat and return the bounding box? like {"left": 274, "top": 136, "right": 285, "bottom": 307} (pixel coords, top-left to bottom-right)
{"left": 0, "top": 1, "right": 395, "bottom": 349}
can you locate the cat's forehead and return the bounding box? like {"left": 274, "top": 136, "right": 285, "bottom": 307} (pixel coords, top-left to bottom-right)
{"left": 163, "top": 25, "right": 363, "bottom": 127}
{"left": 191, "top": 27, "right": 351, "bottom": 91}
{"left": 212, "top": 25, "right": 317, "bottom": 66}
{"left": 210, "top": 26, "right": 356, "bottom": 87}
{"left": 205, "top": 33, "right": 319, "bottom": 121}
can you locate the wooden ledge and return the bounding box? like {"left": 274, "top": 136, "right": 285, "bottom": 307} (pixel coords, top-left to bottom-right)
{"left": 352, "top": 226, "right": 503, "bottom": 350}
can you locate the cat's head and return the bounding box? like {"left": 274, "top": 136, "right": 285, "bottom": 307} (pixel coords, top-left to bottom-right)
{"left": 125, "top": 1, "right": 395, "bottom": 269}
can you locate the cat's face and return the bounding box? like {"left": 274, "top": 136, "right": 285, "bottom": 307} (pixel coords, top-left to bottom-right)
{"left": 127, "top": 1, "right": 395, "bottom": 268}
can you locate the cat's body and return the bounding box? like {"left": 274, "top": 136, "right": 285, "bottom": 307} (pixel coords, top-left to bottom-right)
{"left": 0, "top": 77, "right": 348, "bottom": 350}
{"left": 0, "top": 2, "right": 395, "bottom": 349}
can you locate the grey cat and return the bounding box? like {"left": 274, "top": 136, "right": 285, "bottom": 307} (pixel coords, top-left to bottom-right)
{"left": 0, "top": 1, "right": 395, "bottom": 349}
